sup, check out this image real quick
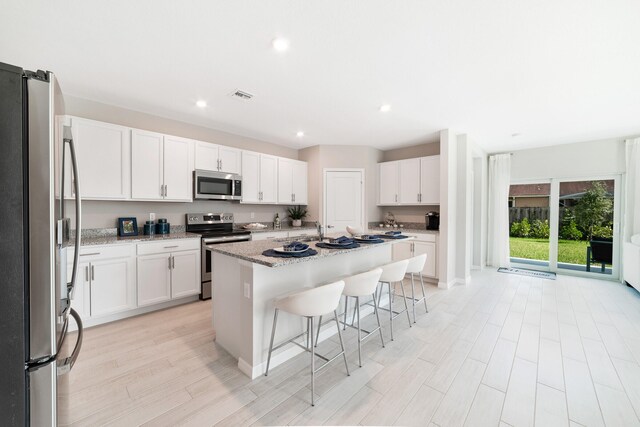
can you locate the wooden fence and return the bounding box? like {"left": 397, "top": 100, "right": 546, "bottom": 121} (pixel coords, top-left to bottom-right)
{"left": 509, "top": 207, "right": 550, "bottom": 224}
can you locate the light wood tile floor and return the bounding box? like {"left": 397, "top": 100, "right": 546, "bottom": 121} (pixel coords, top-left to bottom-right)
{"left": 59, "top": 270, "right": 640, "bottom": 426}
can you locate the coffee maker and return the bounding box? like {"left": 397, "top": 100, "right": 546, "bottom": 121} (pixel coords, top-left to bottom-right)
{"left": 426, "top": 211, "right": 440, "bottom": 230}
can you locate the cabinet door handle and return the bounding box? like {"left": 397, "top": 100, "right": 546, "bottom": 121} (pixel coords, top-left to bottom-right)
{"left": 219, "top": 159, "right": 223, "bottom": 171}
{"left": 91, "top": 265, "right": 95, "bottom": 281}
{"left": 168, "top": 256, "right": 172, "bottom": 270}
{"left": 164, "top": 245, "right": 179, "bottom": 249}
{"left": 85, "top": 266, "right": 89, "bottom": 282}
{"left": 80, "top": 252, "right": 101, "bottom": 257}
{"left": 395, "top": 194, "right": 398, "bottom": 203}
{"left": 172, "top": 256, "right": 175, "bottom": 269}
{"left": 165, "top": 184, "right": 168, "bottom": 197}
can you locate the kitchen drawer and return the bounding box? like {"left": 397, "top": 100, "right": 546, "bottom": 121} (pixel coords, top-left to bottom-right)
{"left": 136, "top": 238, "right": 200, "bottom": 256}
{"left": 409, "top": 233, "right": 436, "bottom": 243}
{"left": 67, "top": 244, "right": 134, "bottom": 263}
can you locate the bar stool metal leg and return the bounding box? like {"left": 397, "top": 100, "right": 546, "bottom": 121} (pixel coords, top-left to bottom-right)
{"left": 334, "top": 310, "right": 350, "bottom": 376}
{"left": 343, "top": 295, "right": 349, "bottom": 330}
{"left": 356, "top": 296, "right": 362, "bottom": 367}
{"left": 265, "top": 308, "right": 279, "bottom": 376}
{"left": 373, "top": 292, "right": 385, "bottom": 348}
{"left": 398, "top": 280, "right": 412, "bottom": 327}
{"left": 314, "top": 315, "right": 323, "bottom": 347}
{"left": 309, "top": 316, "right": 315, "bottom": 406}
{"left": 420, "top": 274, "right": 428, "bottom": 313}
{"left": 410, "top": 273, "right": 417, "bottom": 323}
{"left": 388, "top": 282, "right": 394, "bottom": 341}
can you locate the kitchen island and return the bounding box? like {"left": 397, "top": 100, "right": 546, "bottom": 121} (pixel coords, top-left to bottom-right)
{"left": 209, "top": 236, "right": 411, "bottom": 378}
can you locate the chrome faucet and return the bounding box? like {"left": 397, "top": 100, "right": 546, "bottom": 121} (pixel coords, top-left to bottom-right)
{"left": 316, "top": 221, "right": 324, "bottom": 241}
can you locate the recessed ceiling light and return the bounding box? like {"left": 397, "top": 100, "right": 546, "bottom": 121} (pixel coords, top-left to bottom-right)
{"left": 379, "top": 104, "right": 391, "bottom": 112}
{"left": 296, "top": 131, "right": 305, "bottom": 137}
{"left": 196, "top": 100, "right": 207, "bottom": 108}
{"left": 272, "top": 38, "right": 290, "bottom": 52}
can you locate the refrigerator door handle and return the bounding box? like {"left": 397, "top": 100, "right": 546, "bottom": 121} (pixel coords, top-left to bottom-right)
{"left": 57, "top": 308, "right": 84, "bottom": 375}
{"left": 64, "top": 127, "right": 81, "bottom": 299}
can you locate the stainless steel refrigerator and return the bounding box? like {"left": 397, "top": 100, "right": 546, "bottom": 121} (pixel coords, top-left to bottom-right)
{"left": 0, "top": 62, "right": 83, "bottom": 426}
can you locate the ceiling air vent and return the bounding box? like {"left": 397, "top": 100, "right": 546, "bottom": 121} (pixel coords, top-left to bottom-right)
{"left": 230, "top": 90, "right": 254, "bottom": 101}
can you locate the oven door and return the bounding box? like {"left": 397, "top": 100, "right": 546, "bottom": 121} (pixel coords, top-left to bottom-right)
{"left": 194, "top": 170, "right": 241, "bottom": 200}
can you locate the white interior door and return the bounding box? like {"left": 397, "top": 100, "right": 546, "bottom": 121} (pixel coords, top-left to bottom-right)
{"left": 324, "top": 170, "right": 364, "bottom": 234}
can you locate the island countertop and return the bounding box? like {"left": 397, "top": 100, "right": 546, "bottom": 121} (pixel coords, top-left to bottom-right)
{"left": 208, "top": 235, "right": 412, "bottom": 268}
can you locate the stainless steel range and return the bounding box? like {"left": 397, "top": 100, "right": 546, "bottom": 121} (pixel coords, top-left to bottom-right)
{"left": 186, "top": 213, "right": 251, "bottom": 300}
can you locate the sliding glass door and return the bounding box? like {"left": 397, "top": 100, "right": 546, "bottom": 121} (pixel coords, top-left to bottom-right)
{"left": 509, "top": 176, "right": 621, "bottom": 279}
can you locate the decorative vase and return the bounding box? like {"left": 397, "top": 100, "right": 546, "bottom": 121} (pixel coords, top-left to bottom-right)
{"left": 292, "top": 219, "right": 302, "bottom": 227}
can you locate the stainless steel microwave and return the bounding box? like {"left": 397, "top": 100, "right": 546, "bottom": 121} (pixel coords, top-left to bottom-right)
{"left": 194, "top": 170, "right": 242, "bottom": 201}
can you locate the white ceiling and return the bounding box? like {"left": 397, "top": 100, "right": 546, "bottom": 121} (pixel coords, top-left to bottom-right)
{"left": 2, "top": 1, "right": 639, "bottom": 152}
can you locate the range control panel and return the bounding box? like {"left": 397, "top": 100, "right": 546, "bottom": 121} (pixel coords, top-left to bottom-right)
{"left": 186, "top": 213, "right": 234, "bottom": 225}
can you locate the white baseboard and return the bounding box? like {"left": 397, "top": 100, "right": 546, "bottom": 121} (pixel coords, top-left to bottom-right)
{"left": 438, "top": 280, "right": 455, "bottom": 289}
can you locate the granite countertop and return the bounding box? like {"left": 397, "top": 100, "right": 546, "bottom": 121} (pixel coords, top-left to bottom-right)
{"left": 69, "top": 232, "right": 201, "bottom": 248}
{"left": 234, "top": 223, "right": 317, "bottom": 233}
{"left": 209, "top": 234, "right": 413, "bottom": 268}
{"left": 368, "top": 226, "right": 439, "bottom": 235}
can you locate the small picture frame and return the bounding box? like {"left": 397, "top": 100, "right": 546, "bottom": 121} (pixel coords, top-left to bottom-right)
{"left": 117, "top": 217, "right": 138, "bottom": 237}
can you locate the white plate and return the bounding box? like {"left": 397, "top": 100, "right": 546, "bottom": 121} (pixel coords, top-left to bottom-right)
{"left": 273, "top": 246, "right": 309, "bottom": 254}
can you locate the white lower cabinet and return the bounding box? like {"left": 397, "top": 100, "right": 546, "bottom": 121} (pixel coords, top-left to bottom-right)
{"left": 392, "top": 234, "right": 438, "bottom": 279}
{"left": 137, "top": 241, "right": 201, "bottom": 306}
{"left": 67, "top": 245, "right": 136, "bottom": 320}
{"left": 170, "top": 250, "right": 200, "bottom": 298}
{"left": 90, "top": 257, "right": 137, "bottom": 317}
{"left": 137, "top": 253, "right": 172, "bottom": 306}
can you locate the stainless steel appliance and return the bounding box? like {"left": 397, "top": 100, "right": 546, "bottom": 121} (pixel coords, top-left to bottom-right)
{"left": 194, "top": 169, "right": 242, "bottom": 201}
{"left": 185, "top": 213, "right": 251, "bottom": 300}
{"left": 0, "top": 63, "right": 83, "bottom": 425}
{"left": 426, "top": 211, "right": 440, "bottom": 230}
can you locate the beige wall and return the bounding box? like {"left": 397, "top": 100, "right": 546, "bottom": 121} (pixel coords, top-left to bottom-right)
{"left": 64, "top": 95, "right": 299, "bottom": 159}
{"left": 382, "top": 141, "right": 440, "bottom": 162}
{"left": 299, "top": 145, "right": 383, "bottom": 225}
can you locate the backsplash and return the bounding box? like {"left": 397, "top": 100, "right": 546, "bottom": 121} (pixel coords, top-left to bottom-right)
{"left": 378, "top": 206, "right": 439, "bottom": 224}
{"left": 67, "top": 200, "right": 293, "bottom": 230}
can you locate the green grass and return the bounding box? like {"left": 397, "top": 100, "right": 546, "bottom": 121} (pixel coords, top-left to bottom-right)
{"left": 509, "top": 237, "right": 593, "bottom": 265}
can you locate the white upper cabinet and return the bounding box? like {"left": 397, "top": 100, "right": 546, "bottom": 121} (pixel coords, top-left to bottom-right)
{"left": 399, "top": 158, "right": 421, "bottom": 204}
{"left": 378, "top": 155, "right": 440, "bottom": 205}
{"left": 259, "top": 154, "right": 278, "bottom": 204}
{"left": 132, "top": 131, "right": 192, "bottom": 202}
{"left": 241, "top": 152, "right": 281, "bottom": 204}
{"left": 379, "top": 161, "right": 399, "bottom": 205}
{"left": 241, "top": 151, "right": 261, "bottom": 203}
{"left": 218, "top": 146, "right": 242, "bottom": 174}
{"left": 195, "top": 141, "right": 241, "bottom": 174}
{"left": 277, "top": 158, "right": 308, "bottom": 205}
{"left": 420, "top": 155, "right": 440, "bottom": 205}
{"left": 65, "top": 117, "right": 131, "bottom": 200}
{"left": 163, "top": 135, "right": 193, "bottom": 201}
{"left": 131, "top": 129, "right": 165, "bottom": 200}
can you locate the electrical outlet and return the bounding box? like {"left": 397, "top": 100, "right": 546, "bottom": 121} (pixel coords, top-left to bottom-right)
{"left": 150, "top": 212, "right": 156, "bottom": 221}
{"left": 244, "top": 282, "right": 251, "bottom": 298}
{"left": 250, "top": 212, "right": 255, "bottom": 219}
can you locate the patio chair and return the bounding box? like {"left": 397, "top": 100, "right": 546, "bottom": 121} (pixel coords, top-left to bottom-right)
{"left": 587, "top": 238, "right": 613, "bottom": 273}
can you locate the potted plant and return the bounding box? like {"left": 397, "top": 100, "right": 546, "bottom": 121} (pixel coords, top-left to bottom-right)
{"left": 287, "top": 205, "right": 307, "bottom": 227}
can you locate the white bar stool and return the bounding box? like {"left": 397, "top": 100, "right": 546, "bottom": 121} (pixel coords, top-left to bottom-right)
{"left": 316, "top": 268, "right": 385, "bottom": 367}
{"left": 264, "top": 280, "right": 349, "bottom": 406}
{"left": 376, "top": 259, "right": 411, "bottom": 341}
{"left": 405, "top": 254, "right": 429, "bottom": 323}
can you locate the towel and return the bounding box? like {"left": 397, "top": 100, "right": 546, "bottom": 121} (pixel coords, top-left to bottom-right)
{"left": 262, "top": 248, "right": 318, "bottom": 258}
{"left": 284, "top": 241, "right": 309, "bottom": 251}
